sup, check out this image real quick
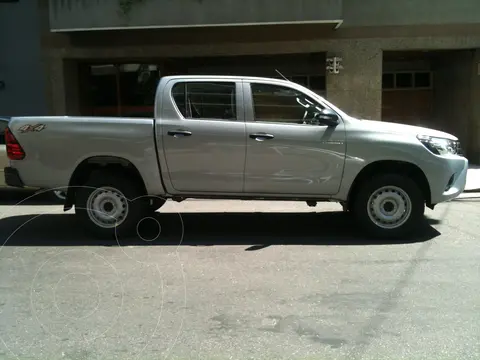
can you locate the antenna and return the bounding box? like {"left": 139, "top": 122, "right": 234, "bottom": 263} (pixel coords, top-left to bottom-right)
{"left": 275, "top": 69, "right": 290, "bottom": 82}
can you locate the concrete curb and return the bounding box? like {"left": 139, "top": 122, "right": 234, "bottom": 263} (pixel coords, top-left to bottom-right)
{"left": 463, "top": 188, "right": 480, "bottom": 193}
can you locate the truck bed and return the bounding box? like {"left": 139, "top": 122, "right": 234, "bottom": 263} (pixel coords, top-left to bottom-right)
{"left": 7, "top": 116, "right": 165, "bottom": 195}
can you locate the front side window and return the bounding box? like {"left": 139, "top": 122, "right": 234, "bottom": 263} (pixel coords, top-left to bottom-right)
{"left": 250, "top": 83, "right": 324, "bottom": 125}
{"left": 171, "top": 82, "right": 237, "bottom": 120}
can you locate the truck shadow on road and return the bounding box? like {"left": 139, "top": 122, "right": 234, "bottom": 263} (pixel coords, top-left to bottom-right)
{"left": 0, "top": 189, "right": 60, "bottom": 205}
{"left": 0, "top": 211, "right": 440, "bottom": 248}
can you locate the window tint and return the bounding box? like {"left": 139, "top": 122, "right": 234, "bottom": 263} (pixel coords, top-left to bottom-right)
{"left": 171, "top": 82, "right": 236, "bottom": 120}
{"left": 250, "top": 83, "right": 324, "bottom": 124}
{"left": 172, "top": 82, "right": 186, "bottom": 116}
{"left": 0, "top": 119, "right": 9, "bottom": 145}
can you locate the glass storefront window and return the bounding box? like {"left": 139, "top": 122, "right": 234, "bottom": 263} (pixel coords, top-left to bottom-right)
{"left": 87, "top": 63, "right": 160, "bottom": 118}
{"left": 84, "top": 63, "right": 327, "bottom": 117}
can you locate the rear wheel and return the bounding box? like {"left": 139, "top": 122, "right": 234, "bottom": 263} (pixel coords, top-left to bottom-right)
{"left": 351, "top": 173, "right": 425, "bottom": 239}
{"left": 51, "top": 189, "right": 67, "bottom": 203}
{"left": 75, "top": 170, "right": 147, "bottom": 239}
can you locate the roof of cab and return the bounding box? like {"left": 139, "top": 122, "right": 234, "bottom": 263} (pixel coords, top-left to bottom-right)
{"left": 160, "top": 74, "right": 291, "bottom": 83}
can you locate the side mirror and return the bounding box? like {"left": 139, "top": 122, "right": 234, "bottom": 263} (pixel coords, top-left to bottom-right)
{"left": 315, "top": 109, "right": 339, "bottom": 127}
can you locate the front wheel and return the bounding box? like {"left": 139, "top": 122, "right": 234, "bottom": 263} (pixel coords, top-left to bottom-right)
{"left": 75, "top": 171, "right": 147, "bottom": 239}
{"left": 351, "top": 173, "right": 425, "bottom": 239}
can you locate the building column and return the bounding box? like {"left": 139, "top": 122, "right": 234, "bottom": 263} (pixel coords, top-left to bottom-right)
{"left": 64, "top": 60, "right": 81, "bottom": 115}
{"left": 48, "top": 56, "right": 66, "bottom": 115}
{"left": 326, "top": 44, "right": 382, "bottom": 120}
{"left": 49, "top": 57, "right": 80, "bottom": 115}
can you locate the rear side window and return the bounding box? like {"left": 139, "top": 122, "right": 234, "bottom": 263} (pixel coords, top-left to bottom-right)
{"left": 0, "top": 119, "right": 9, "bottom": 145}
{"left": 171, "top": 82, "right": 237, "bottom": 120}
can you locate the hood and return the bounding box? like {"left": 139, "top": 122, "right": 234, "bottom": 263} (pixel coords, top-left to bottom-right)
{"left": 358, "top": 119, "right": 458, "bottom": 141}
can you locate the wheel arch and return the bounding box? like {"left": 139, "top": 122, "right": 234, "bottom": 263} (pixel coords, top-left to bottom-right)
{"left": 347, "top": 160, "right": 432, "bottom": 209}
{"left": 64, "top": 156, "right": 147, "bottom": 211}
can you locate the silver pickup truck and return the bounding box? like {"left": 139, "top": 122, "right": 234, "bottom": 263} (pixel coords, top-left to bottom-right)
{"left": 4, "top": 75, "right": 468, "bottom": 239}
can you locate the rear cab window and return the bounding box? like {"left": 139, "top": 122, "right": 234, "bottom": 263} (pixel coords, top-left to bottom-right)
{"left": 171, "top": 81, "right": 238, "bottom": 120}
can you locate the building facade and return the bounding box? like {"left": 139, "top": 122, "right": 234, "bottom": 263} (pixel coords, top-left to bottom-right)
{"left": 2, "top": 0, "right": 480, "bottom": 161}
{"left": 0, "top": 0, "right": 48, "bottom": 116}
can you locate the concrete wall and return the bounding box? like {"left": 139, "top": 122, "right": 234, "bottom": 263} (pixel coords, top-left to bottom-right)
{"left": 343, "top": 0, "right": 480, "bottom": 27}
{"left": 0, "top": 1, "right": 47, "bottom": 116}
{"left": 326, "top": 45, "right": 382, "bottom": 120}
{"left": 383, "top": 59, "right": 431, "bottom": 73}
{"left": 49, "top": 0, "right": 342, "bottom": 31}
{"left": 49, "top": 0, "right": 480, "bottom": 32}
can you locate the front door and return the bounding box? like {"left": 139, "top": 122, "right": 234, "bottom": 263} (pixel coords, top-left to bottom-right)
{"left": 161, "top": 80, "right": 246, "bottom": 193}
{"left": 243, "top": 81, "right": 346, "bottom": 195}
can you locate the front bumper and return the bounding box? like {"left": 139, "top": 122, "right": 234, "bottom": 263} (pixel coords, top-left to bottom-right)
{"left": 4, "top": 167, "right": 25, "bottom": 188}
{"left": 429, "top": 156, "right": 468, "bottom": 205}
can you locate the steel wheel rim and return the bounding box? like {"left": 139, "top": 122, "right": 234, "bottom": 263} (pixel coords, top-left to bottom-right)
{"left": 86, "top": 187, "right": 129, "bottom": 229}
{"left": 367, "top": 185, "right": 412, "bottom": 229}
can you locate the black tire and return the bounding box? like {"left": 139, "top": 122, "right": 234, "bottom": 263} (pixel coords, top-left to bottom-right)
{"left": 49, "top": 189, "right": 67, "bottom": 204}
{"left": 147, "top": 197, "right": 166, "bottom": 213}
{"left": 75, "top": 170, "right": 148, "bottom": 239}
{"left": 351, "top": 173, "right": 425, "bottom": 239}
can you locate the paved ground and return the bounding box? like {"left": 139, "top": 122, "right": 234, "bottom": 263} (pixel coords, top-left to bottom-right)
{"left": 0, "top": 190, "right": 479, "bottom": 360}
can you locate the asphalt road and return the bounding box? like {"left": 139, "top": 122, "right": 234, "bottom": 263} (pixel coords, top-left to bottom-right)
{"left": 0, "top": 189, "right": 479, "bottom": 360}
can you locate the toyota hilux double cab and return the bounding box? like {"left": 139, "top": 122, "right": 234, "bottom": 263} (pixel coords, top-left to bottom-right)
{"left": 3, "top": 75, "right": 468, "bottom": 239}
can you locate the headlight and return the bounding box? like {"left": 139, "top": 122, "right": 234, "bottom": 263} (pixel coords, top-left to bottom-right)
{"left": 417, "top": 135, "right": 462, "bottom": 156}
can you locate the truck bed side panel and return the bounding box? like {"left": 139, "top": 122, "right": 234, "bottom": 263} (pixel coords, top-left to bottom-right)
{"left": 7, "top": 116, "right": 165, "bottom": 195}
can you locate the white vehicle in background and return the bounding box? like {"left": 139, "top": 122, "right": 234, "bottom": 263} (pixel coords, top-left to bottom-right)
{"left": 0, "top": 116, "right": 66, "bottom": 203}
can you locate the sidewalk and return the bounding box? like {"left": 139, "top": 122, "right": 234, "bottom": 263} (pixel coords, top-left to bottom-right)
{"left": 465, "top": 165, "right": 480, "bottom": 193}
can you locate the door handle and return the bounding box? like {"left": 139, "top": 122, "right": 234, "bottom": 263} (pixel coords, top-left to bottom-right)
{"left": 167, "top": 130, "right": 192, "bottom": 137}
{"left": 249, "top": 133, "right": 274, "bottom": 141}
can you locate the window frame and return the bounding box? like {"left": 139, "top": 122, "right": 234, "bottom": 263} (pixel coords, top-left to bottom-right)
{"left": 169, "top": 79, "right": 243, "bottom": 122}
{"left": 382, "top": 71, "right": 433, "bottom": 91}
{"left": 243, "top": 80, "right": 334, "bottom": 127}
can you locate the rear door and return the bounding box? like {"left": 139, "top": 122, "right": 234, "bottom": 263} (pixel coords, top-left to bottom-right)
{"left": 159, "top": 79, "right": 246, "bottom": 193}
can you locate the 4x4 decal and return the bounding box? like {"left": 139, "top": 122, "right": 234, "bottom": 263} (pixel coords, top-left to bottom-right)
{"left": 18, "top": 124, "right": 47, "bottom": 133}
